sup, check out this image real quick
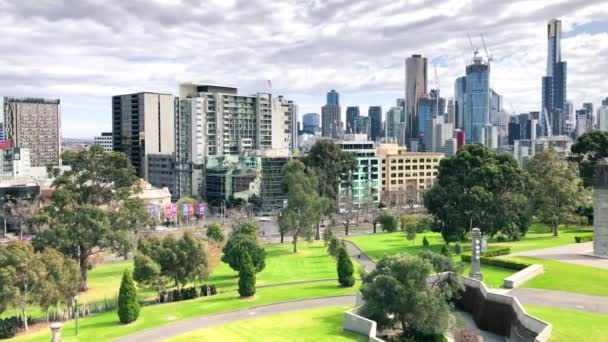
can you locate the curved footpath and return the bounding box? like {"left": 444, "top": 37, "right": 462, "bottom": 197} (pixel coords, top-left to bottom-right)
{"left": 112, "top": 295, "right": 355, "bottom": 342}
{"left": 114, "top": 240, "right": 608, "bottom": 341}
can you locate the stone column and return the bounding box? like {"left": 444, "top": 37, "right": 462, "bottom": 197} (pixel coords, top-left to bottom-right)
{"left": 593, "top": 159, "right": 608, "bottom": 257}
{"left": 49, "top": 322, "right": 62, "bottom": 342}
{"left": 469, "top": 228, "right": 483, "bottom": 281}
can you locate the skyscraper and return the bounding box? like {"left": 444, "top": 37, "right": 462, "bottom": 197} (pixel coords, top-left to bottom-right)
{"left": 346, "top": 106, "right": 360, "bottom": 134}
{"left": 405, "top": 54, "right": 428, "bottom": 149}
{"left": 583, "top": 102, "right": 594, "bottom": 130}
{"left": 112, "top": 92, "right": 176, "bottom": 178}
{"left": 454, "top": 76, "right": 466, "bottom": 129}
{"left": 4, "top": 97, "right": 62, "bottom": 167}
{"left": 463, "top": 56, "right": 490, "bottom": 144}
{"left": 368, "top": 106, "right": 382, "bottom": 141}
{"left": 541, "top": 19, "right": 568, "bottom": 136}
{"left": 322, "top": 90, "right": 341, "bottom": 139}
{"left": 302, "top": 113, "right": 320, "bottom": 134}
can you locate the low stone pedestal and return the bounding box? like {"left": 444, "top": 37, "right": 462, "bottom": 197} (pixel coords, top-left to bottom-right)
{"left": 50, "top": 322, "right": 62, "bottom": 342}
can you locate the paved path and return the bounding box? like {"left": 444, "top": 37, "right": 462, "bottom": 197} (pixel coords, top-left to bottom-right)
{"left": 508, "top": 288, "right": 608, "bottom": 314}
{"left": 500, "top": 242, "right": 608, "bottom": 270}
{"left": 112, "top": 296, "right": 355, "bottom": 342}
{"left": 344, "top": 240, "right": 376, "bottom": 272}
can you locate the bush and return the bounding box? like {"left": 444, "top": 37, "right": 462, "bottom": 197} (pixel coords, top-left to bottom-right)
{"left": 209, "top": 284, "right": 217, "bottom": 295}
{"left": 454, "top": 328, "right": 479, "bottom": 342}
{"left": 337, "top": 246, "right": 355, "bottom": 287}
{"left": 180, "top": 286, "right": 198, "bottom": 300}
{"left": 575, "top": 235, "right": 593, "bottom": 243}
{"left": 117, "top": 269, "right": 140, "bottom": 324}
{"left": 460, "top": 255, "right": 530, "bottom": 270}
{"left": 440, "top": 244, "right": 451, "bottom": 257}
{"left": 481, "top": 247, "right": 510, "bottom": 257}
{"left": 422, "top": 236, "right": 430, "bottom": 248}
{"left": 238, "top": 252, "right": 256, "bottom": 297}
{"left": 496, "top": 235, "right": 507, "bottom": 242}
{"left": 453, "top": 243, "right": 462, "bottom": 255}
{"left": 0, "top": 317, "right": 21, "bottom": 339}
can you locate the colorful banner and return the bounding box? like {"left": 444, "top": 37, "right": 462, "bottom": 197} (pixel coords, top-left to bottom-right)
{"left": 152, "top": 204, "right": 160, "bottom": 218}
{"left": 198, "top": 203, "right": 205, "bottom": 217}
{"left": 171, "top": 203, "right": 177, "bottom": 217}
{"left": 146, "top": 204, "right": 154, "bottom": 216}
{"left": 164, "top": 204, "right": 172, "bottom": 219}
{"left": 182, "top": 203, "right": 189, "bottom": 216}
{"left": 188, "top": 203, "right": 194, "bottom": 216}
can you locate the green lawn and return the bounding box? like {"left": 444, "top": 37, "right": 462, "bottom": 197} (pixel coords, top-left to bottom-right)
{"left": 346, "top": 231, "right": 446, "bottom": 261}
{"left": 510, "top": 257, "right": 608, "bottom": 297}
{"left": 15, "top": 281, "right": 358, "bottom": 342}
{"left": 488, "top": 224, "right": 593, "bottom": 254}
{"left": 167, "top": 305, "right": 365, "bottom": 342}
{"left": 525, "top": 306, "right": 608, "bottom": 342}
{"left": 460, "top": 264, "right": 514, "bottom": 289}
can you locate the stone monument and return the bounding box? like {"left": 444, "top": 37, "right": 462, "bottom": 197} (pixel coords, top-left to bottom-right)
{"left": 50, "top": 322, "right": 62, "bottom": 342}
{"left": 469, "top": 228, "right": 483, "bottom": 281}
{"left": 593, "top": 159, "right": 608, "bottom": 257}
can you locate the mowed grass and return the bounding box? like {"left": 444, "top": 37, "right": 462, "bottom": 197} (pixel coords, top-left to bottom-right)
{"left": 346, "top": 231, "right": 446, "bottom": 261}
{"left": 461, "top": 264, "right": 515, "bottom": 289}
{"left": 209, "top": 241, "right": 342, "bottom": 290}
{"left": 15, "top": 281, "right": 359, "bottom": 342}
{"left": 488, "top": 224, "right": 593, "bottom": 254}
{"left": 525, "top": 306, "right": 608, "bottom": 342}
{"left": 511, "top": 257, "right": 608, "bottom": 297}
{"left": 167, "top": 305, "right": 366, "bottom": 342}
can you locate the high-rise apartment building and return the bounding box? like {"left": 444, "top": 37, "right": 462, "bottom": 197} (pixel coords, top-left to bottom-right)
{"left": 405, "top": 55, "right": 428, "bottom": 148}
{"left": 302, "top": 113, "right": 320, "bottom": 134}
{"left": 583, "top": 103, "right": 594, "bottom": 131}
{"left": 3, "top": 97, "right": 61, "bottom": 167}
{"left": 385, "top": 107, "right": 403, "bottom": 142}
{"left": 322, "top": 90, "right": 341, "bottom": 139}
{"left": 278, "top": 96, "right": 298, "bottom": 152}
{"left": 368, "top": 106, "right": 382, "bottom": 141}
{"left": 93, "top": 132, "right": 113, "bottom": 152}
{"left": 112, "top": 92, "right": 175, "bottom": 178}
{"left": 424, "top": 115, "right": 454, "bottom": 154}
{"left": 447, "top": 99, "right": 455, "bottom": 125}
{"left": 336, "top": 136, "right": 380, "bottom": 207}
{"left": 598, "top": 105, "right": 608, "bottom": 131}
{"left": 576, "top": 109, "right": 588, "bottom": 138}
{"left": 541, "top": 19, "right": 568, "bottom": 136}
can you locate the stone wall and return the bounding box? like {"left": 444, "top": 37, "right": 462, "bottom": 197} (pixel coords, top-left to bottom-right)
{"left": 503, "top": 264, "right": 544, "bottom": 289}
{"left": 343, "top": 305, "right": 385, "bottom": 342}
{"left": 593, "top": 187, "right": 608, "bottom": 256}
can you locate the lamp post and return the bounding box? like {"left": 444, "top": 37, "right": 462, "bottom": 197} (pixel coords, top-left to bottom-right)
{"left": 469, "top": 228, "right": 483, "bottom": 281}
{"left": 73, "top": 295, "right": 79, "bottom": 336}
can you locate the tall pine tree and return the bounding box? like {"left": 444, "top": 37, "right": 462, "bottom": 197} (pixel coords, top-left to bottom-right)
{"left": 337, "top": 246, "right": 355, "bottom": 287}
{"left": 117, "top": 269, "right": 140, "bottom": 324}
{"left": 238, "top": 252, "right": 256, "bottom": 297}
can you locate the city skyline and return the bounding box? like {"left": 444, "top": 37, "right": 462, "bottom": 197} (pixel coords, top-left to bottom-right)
{"left": 0, "top": 1, "right": 607, "bottom": 138}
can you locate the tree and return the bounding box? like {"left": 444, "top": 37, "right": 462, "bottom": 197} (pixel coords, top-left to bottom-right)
{"left": 405, "top": 223, "right": 417, "bottom": 245}
{"left": 222, "top": 223, "right": 266, "bottom": 273}
{"left": 424, "top": 144, "right": 530, "bottom": 242}
{"left": 4, "top": 198, "right": 38, "bottom": 240}
{"left": 422, "top": 236, "right": 430, "bottom": 248}
{"left": 377, "top": 211, "right": 398, "bottom": 232}
{"left": 440, "top": 245, "right": 451, "bottom": 257}
{"left": 176, "top": 197, "right": 197, "bottom": 224}
{"left": 206, "top": 223, "right": 224, "bottom": 245}
{"left": 0, "top": 242, "right": 78, "bottom": 331}
{"left": 401, "top": 213, "right": 434, "bottom": 233}
{"left": 527, "top": 149, "right": 585, "bottom": 237}
{"left": 570, "top": 130, "right": 608, "bottom": 187}
{"left": 322, "top": 228, "right": 336, "bottom": 247}
{"left": 111, "top": 196, "right": 151, "bottom": 260}
{"left": 136, "top": 232, "right": 208, "bottom": 288}
{"left": 327, "top": 236, "right": 346, "bottom": 259}
{"left": 339, "top": 191, "right": 358, "bottom": 236}
{"left": 32, "top": 145, "right": 143, "bottom": 291}
{"left": 280, "top": 160, "right": 327, "bottom": 252}
{"left": 238, "top": 252, "right": 256, "bottom": 297}
{"left": 360, "top": 254, "right": 462, "bottom": 339}
{"left": 117, "top": 269, "right": 140, "bottom": 324}
{"left": 337, "top": 246, "right": 355, "bottom": 287}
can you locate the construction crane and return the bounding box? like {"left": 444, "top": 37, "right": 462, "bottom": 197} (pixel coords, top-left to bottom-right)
{"left": 467, "top": 33, "right": 479, "bottom": 59}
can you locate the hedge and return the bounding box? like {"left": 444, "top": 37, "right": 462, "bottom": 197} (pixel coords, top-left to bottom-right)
{"left": 461, "top": 247, "right": 511, "bottom": 259}
{"left": 461, "top": 254, "right": 530, "bottom": 271}
{"left": 0, "top": 317, "right": 22, "bottom": 339}
{"left": 575, "top": 235, "right": 593, "bottom": 243}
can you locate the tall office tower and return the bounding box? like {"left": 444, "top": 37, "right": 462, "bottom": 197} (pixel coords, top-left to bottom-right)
{"left": 567, "top": 101, "right": 574, "bottom": 121}
{"left": 322, "top": 90, "right": 341, "bottom": 139}
{"left": 302, "top": 113, "right": 320, "bottom": 134}
{"left": 463, "top": 55, "right": 490, "bottom": 144}
{"left": 385, "top": 107, "right": 403, "bottom": 142}
{"left": 368, "top": 106, "right": 382, "bottom": 141}
{"left": 417, "top": 90, "right": 446, "bottom": 150}
{"left": 345, "top": 107, "right": 360, "bottom": 134}
{"left": 424, "top": 115, "right": 454, "bottom": 153}
{"left": 405, "top": 54, "right": 428, "bottom": 148}
{"left": 112, "top": 92, "right": 175, "bottom": 178}
{"left": 94, "top": 132, "right": 113, "bottom": 152}
{"left": 278, "top": 96, "right": 298, "bottom": 152}
{"left": 354, "top": 116, "right": 371, "bottom": 136}
{"left": 3, "top": 97, "right": 61, "bottom": 167}
{"left": 541, "top": 19, "right": 568, "bottom": 136}
{"left": 447, "top": 99, "right": 455, "bottom": 125}
{"left": 598, "top": 106, "right": 608, "bottom": 131}
{"left": 490, "top": 90, "right": 503, "bottom": 124}
{"left": 576, "top": 109, "right": 588, "bottom": 138}
{"left": 583, "top": 103, "right": 594, "bottom": 130}
{"left": 454, "top": 76, "right": 466, "bottom": 129}
{"left": 396, "top": 98, "right": 406, "bottom": 122}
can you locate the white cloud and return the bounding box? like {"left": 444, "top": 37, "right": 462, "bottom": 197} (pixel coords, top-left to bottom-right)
{"left": 0, "top": 0, "right": 606, "bottom": 137}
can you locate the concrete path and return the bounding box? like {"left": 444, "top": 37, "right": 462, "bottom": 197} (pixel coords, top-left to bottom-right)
{"left": 507, "top": 288, "right": 608, "bottom": 314}
{"left": 344, "top": 240, "right": 376, "bottom": 273}
{"left": 500, "top": 242, "right": 608, "bottom": 270}
{"left": 112, "top": 295, "right": 355, "bottom": 342}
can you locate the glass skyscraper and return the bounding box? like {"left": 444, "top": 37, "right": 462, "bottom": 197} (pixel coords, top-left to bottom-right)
{"left": 368, "top": 106, "right": 382, "bottom": 141}
{"left": 541, "top": 19, "right": 568, "bottom": 136}
{"left": 327, "top": 89, "right": 339, "bottom": 105}
{"left": 463, "top": 59, "right": 490, "bottom": 144}
{"left": 455, "top": 76, "right": 466, "bottom": 129}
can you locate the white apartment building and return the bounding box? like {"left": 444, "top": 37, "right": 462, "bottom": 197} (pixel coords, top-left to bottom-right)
{"left": 93, "top": 132, "right": 113, "bottom": 152}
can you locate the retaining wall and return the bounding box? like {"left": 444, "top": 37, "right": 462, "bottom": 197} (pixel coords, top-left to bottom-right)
{"left": 503, "top": 264, "right": 544, "bottom": 289}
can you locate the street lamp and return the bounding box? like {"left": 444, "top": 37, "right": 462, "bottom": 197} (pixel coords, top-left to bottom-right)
{"left": 73, "top": 295, "right": 79, "bottom": 336}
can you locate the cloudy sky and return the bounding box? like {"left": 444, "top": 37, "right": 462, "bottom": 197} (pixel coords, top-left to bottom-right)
{"left": 1, "top": 0, "right": 607, "bottom": 138}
